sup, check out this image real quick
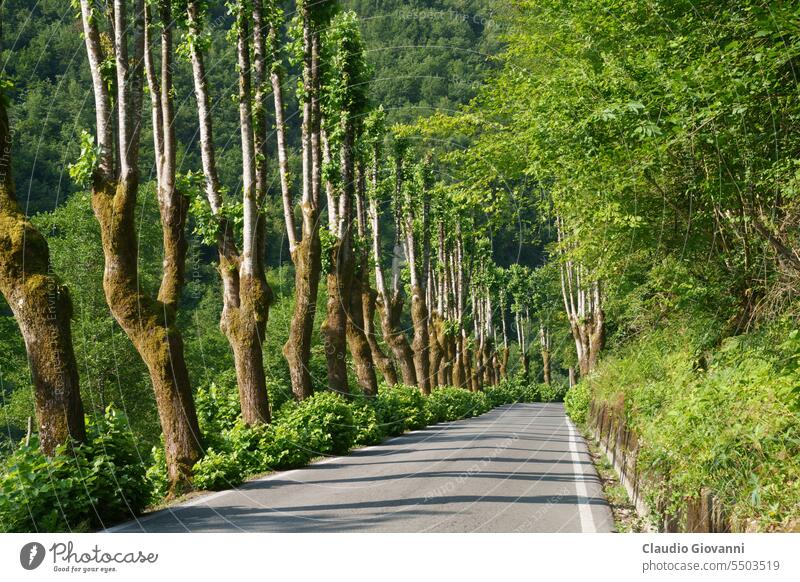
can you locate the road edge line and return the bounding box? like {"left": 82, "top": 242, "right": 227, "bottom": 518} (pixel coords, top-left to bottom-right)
{"left": 567, "top": 418, "right": 598, "bottom": 533}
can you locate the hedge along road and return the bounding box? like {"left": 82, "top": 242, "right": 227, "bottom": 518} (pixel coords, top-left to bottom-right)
{"left": 108, "top": 403, "right": 614, "bottom": 533}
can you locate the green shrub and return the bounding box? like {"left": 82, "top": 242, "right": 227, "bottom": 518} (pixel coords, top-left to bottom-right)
{"left": 538, "top": 382, "right": 568, "bottom": 402}
{"left": 260, "top": 420, "right": 314, "bottom": 469}
{"left": 564, "top": 381, "right": 591, "bottom": 424}
{"left": 485, "top": 377, "right": 542, "bottom": 405}
{"left": 220, "top": 421, "right": 272, "bottom": 475}
{"left": 191, "top": 449, "right": 245, "bottom": 491}
{"left": 0, "top": 407, "right": 149, "bottom": 532}
{"left": 484, "top": 383, "right": 519, "bottom": 406}
{"left": 145, "top": 442, "right": 168, "bottom": 503}
{"left": 375, "top": 384, "right": 427, "bottom": 435}
{"left": 425, "top": 387, "right": 491, "bottom": 423}
{"left": 349, "top": 399, "right": 383, "bottom": 446}
{"left": 273, "top": 391, "right": 356, "bottom": 457}
{"left": 195, "top": 370, "right": 241, "bottom": 439}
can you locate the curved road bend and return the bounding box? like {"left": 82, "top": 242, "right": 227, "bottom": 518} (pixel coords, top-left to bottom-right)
{"left": 108, "top": 402, "right": 614, "bottom": 533}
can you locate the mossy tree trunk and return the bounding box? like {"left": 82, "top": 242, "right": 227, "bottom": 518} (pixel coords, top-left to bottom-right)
{"left": 80, "top": 0, "right": 201, "bottom": 493}
{"left": 368, "top": 153, "right": 416, "bottom": 386}
{"left": 540, "top": 324, "right": 552, "bottom": 385}
{"left": 345, "top": 163, "right": 385, "bottom": 393}
{"left": 428, "top": 313, "right": 444, "bottom": 389}
{"left": 284, "top": 2, "right": 324, "bottom": 401}
{"left": 0, "top": 96, "right": 85, "bottom": 456}
{"left": 499, "top": 294, "right": 509, "bottom": 380}
{"left": 400, "top": 156, "right": 431, "bottom": 395}
{"left": 186, "top": 0, "right": 274, "bottom": 425}
{"left": 320, "top": 132, "right": 352, "bottom": 394}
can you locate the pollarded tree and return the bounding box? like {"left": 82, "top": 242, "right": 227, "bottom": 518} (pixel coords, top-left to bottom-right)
{"left": 357, "top": 108, "right": 398, "bottom": 386}
{"left": 556, "top": 216, "right": 604, "bottom": 378}
{"left": 0, "top": 83, "right": 86, "bottom": 455}
{"left": 508, "top": 264, "right": 533, "bottom": 379}
{"left": 427, "top": 197, "right": 447, "bottom": 389}
{"left": 183, "top": 0, "right": 274, "bottom": 425}
{"left": 319, "top": 10, "right": 377, "bottom": 396}
{"left": 282, "top": 0, "right": 338, "bottom": 400}
{"left": 77, "top": 0, "right": 202, "bottom": 492}
{"left": 495, "top": 267, "right": 511, "bottom": 380}
{"left": 399, "top": 156, "right": 434, "bottom": 394}
{"left": 369, "top": 135, "right": 417, "bottom": 386}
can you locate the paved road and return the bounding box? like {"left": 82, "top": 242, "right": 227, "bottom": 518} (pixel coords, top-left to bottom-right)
{"left": 109, "top": 403, "right": 614, "bottom": 533}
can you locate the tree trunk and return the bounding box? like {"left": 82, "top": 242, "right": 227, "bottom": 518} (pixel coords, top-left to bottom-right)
{"left": 0, "top": 100, "right": 85, "bottom": 456}
{"left": 453, "top": 330, "right": 466, "bottom": 388}
{"left": 222, "top": 276, "right": 271, "bottom": 424}
{"left": 80, "top": 0, "right": 202, "bottom": 494}
{"left": 186, "top": 0, "right": 272, "bottom": 424}
{"left": 540, "top": 324, "right": 551, "bottom": 385}
{"left": 369, "top": 162, "right": 415, "bottom": 387}
{"left": 500, "top": 347, "right": 509, "bottom": 380}
{"left": 492, "top": 351, "right": 502, "bottom": 385}
{"left": 352, "top": 164, "right": 390, "bottom": 391}
{"left": 362, "top": 286, "right": 398, "bottom": 385}
{"left": 558, "top": 218, "right": 605, "bottom": 378}
{"left": 428, "top": 313, "right": 444, "bottom": 389}
{"left": 284, "top": 6, "right": 323, "bottom": 400}
{"left": 322, "top": 236, "right": 353, "bottom": 394}
{"left": 409, "top": 285, "right": 431, "bottom": 394}
{"left": 521, "top": 352, "right": 531, "bottom": 379}
{"left": 284, "top": 233, "right": 321, "bottom": 400}
{"left": 236, "top": 0, "right": 274, "bottom": 424}
{"left": 463, "top": 334, "right": 478, "bottom": 392}
{"left": 541, "top": 349, "right": 551, "bottom": 385}
{"left": 377, "top": 296, "right": 417, "bottom": 386}
{"left": 401, "top": 162, "right": 431, "bottom": 395}
{"left": 444, "top": 332, "right": 456, "bottom": 386}
{"left": 346, "top": 270, "right": 378, "bottom": 396}
{"left": 94, "top": 178, "right": 202, "bottom": 492}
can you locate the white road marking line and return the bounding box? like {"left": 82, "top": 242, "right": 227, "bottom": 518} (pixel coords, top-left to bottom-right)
{"left": 567, "top": 419, "right": 597, "bottom": 533}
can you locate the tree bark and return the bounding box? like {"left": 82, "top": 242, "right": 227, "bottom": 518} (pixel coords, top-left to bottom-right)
{"left": 428, "top": 313, "right": 444, "bottom": 389}
{"left": 322, "top": 236, "right": 353, "bottom": 393}
{"left": 0, "top": 97, "right": 85, "bottom": 456}
{"left": 540, "top": 324, "right": 551, "bottom": 385}
{"left": 499, "top": 295, "right": 509, "bottom": 380}
{"left": 266, "top": 2, "right": 296, "bottom": 256}
{"left": 232, "top": 0, "right": 273, "bottom": 424}
{"left": 346, "top": 272, "right": 379, "bottom": 396}
{"left": 361, "top": 286, "right": 398, "bottom": 385}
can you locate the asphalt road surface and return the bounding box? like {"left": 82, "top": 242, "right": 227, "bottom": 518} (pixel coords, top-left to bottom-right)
{"left": 109, "top": 402, "right": 614, "bottom": 533}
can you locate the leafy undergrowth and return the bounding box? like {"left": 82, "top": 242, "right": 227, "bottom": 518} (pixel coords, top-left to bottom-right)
{"left": 565, "top": 319, "right": 800, "bottom": 532}
{"left": 0, "top": 408, "right": 149, "bottom": 533}
{"left": 0, "top": 377, "right": 563, "bottom": 532}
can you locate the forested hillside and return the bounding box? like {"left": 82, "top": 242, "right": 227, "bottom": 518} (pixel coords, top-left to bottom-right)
{"left": 0, "top": 0, "right": 498, "bottom": 213}
{"left": 0, "top": 0, "right": 798, "bottom": 534}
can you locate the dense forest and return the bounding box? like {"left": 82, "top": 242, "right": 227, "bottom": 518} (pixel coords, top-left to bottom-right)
{"left": 1, "top": 0, "right": 798, "bottom": 533}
